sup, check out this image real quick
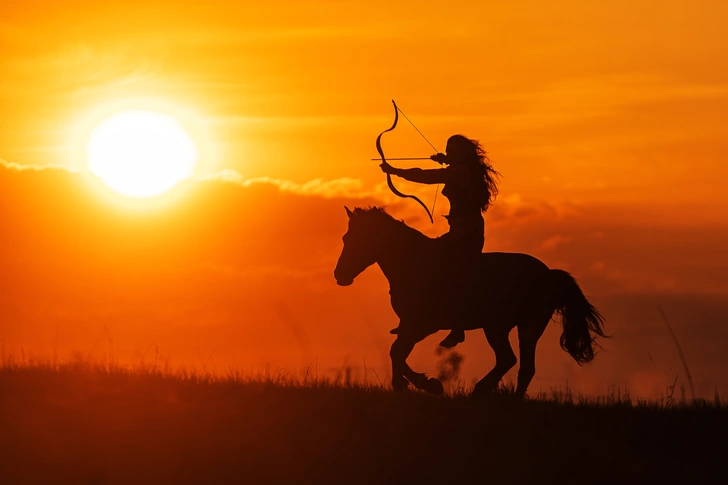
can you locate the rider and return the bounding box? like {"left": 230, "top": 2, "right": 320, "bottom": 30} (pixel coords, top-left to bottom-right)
{"left": 380, "top": 134, "right": 499, "bottom": 347}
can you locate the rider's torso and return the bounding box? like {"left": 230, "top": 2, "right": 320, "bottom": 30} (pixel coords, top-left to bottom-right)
{"left": 441, "top": 165, "right": 484, "bottom": 241}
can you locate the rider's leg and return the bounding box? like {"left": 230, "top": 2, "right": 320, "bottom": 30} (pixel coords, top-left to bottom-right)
{"left": 439, "top": 231, "right": 483, "bottom": 348}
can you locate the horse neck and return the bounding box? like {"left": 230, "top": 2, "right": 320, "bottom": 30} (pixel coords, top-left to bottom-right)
{"left": 374, "top": 222, "right": 431, "bottom": 290}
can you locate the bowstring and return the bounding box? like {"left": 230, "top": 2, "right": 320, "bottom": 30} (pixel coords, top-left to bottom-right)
{"left": 395, "top": 104, "right": 441, "bottom": 218}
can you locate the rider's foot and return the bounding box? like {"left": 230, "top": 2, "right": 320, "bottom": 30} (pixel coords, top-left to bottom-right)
{"left": 439, "top": 329, "right": 465, "bottom": 348}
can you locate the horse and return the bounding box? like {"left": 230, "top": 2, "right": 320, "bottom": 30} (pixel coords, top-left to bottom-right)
{"left": 333, "top": 206, "right": 606, "bottom": 398}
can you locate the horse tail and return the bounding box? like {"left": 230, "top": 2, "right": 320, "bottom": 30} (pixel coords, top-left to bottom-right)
{"left": 550, "top": 269, "right": 607, "bottom": 364}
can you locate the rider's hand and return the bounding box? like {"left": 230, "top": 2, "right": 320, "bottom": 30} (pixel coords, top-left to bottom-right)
{"left": 380, "top": 161, "right": 397, "bottom": 174}
{"left": 430, "top": 153, "right": 448, "bottom": 165}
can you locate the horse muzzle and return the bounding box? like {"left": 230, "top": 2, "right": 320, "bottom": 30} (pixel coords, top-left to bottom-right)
{"left": 335, "top": 276, "right": 354, "bottom": 286}
{"left": 333, "top": 267, "right": 354, "bottom": 286}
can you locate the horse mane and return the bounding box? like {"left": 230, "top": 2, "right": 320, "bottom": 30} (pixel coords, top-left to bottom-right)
{"left": 351, "top": 206, "right": 431, "bottom": 243}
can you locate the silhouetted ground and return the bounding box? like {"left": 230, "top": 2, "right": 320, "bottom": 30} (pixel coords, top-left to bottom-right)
{"left": 1, "top": 364, "right": 726, "bottom": 484}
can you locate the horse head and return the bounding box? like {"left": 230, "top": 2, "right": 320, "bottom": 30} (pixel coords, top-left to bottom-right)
{"left": 334, "top": 206, "right": 390, "bottom": 286}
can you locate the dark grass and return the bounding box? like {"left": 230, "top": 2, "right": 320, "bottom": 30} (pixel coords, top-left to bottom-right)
{"left": 1, "top": 363, "right": 726, "bottom": 484}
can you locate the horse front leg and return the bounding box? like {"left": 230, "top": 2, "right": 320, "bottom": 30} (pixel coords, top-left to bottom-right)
{"left": 390, "top": 332, "right": 444, "bottom": 395}
{"left": 389, "top": 336, "right": 413, "bottom": 392}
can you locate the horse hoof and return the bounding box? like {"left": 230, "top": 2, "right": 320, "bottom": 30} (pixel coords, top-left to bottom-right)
{"left": 392, "top": 376, "right": 409, "bottom": 392}
{"left": 426, "top": 378, "right": 444, "bottom": 396}
{"left": 471, "top": 382, "right": 495, "bottom": 397}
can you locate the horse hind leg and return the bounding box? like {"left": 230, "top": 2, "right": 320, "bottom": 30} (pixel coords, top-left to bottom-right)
{"left": 473, "top": 327, "right": 517, "bottom": 396}
{"left": 515, "top": 316, "right": 549, "bottom": 399}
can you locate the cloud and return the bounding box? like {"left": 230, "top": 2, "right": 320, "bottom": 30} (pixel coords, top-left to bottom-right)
{"left": 488, "top": 192, "right": 578, "bottom": 225}
{"left": 201, "top": 169, "right": 374, "bottom": 199}
{"left": 541, "top": 234, "right": 572, "bottom": 251}
{"left": 0, "top": 158, "right": 77, "bottom": 172}
{"left": 0, "top": 161, "right": 381, "bottom": 202}
{"left": 201, "top": 169, "right": 245, "bottom": 184}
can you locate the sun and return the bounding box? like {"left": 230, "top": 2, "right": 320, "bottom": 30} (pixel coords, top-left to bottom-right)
{"left": 86, "top": 110, "right": 198, "bottom": 198}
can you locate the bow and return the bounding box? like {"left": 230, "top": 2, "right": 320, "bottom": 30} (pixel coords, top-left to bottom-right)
{"left": 376, "top": 100, "right": 434, "bottom": 223}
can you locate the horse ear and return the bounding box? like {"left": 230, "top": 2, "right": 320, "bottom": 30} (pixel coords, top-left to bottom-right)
{"left": 345, "top": 206, "right": 354, "bottom": 218}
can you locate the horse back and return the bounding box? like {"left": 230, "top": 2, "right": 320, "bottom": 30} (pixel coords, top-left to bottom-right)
{"left": 479, "top": 252, "right": 549, "bottom": 275}
{"left": 474, "top": 252, "right": 551, "bottom": 304}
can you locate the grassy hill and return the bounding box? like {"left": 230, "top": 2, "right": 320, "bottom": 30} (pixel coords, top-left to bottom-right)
{"left": 1, "top": 364, "right": 726, "bottom": 484}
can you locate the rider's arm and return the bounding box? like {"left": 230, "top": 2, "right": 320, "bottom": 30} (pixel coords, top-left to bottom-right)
{"left": 393, "top": 165, "right": 470, "bottom": 186}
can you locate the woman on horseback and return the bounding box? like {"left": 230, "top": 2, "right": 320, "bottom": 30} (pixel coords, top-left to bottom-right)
{"left": 380, "top": 134, "right": 500, "bottom": 348}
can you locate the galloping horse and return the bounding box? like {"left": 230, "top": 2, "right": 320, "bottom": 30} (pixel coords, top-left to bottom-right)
{"left": 334, "top": 206, "right": 606, "bottom": 398}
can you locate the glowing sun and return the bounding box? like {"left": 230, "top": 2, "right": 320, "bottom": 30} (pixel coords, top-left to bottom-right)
{"left": 86, "top": 110, "right": 198, "bottom": 198}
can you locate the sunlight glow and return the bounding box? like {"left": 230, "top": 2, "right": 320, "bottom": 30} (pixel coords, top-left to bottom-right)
{"left": 86, "top": 111, "right": 198, "bottom": 198}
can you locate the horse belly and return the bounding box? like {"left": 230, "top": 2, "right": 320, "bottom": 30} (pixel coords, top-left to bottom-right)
{"left": 390, "top": 293, "right": 450, "bottom": 331}
{"left": 456, "top": 279, "right": 542, "bottom": 330}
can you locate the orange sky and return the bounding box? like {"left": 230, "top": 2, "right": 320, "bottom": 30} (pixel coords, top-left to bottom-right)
{"left": 1, "top": 1, "right": 727, "bottom": 398}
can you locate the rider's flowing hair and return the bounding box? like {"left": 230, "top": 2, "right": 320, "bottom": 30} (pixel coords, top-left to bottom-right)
{"left": 447, "top": 134, "right": 500, "bottom": 212}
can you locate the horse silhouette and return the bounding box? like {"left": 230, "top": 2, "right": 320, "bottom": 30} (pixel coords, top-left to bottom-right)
{"left": 334, "top": 206, "right": 606, "bottom": 398}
